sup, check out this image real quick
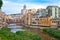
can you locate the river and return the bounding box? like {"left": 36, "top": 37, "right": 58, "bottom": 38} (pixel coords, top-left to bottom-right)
{"left": 9, "top": 24, "right": 25, "bottom": 33}
{"left": 8, "top": 24, "right": 57, "bottom": 40}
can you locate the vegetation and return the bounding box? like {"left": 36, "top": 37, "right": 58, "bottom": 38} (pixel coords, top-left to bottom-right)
{"left": 0, "top": 27, "right": 41, "bottom": 40}
{"left": 0, "top": 0, "right": 3, "bottom": 9}
{"left": 43, "top": 28, "right": 60, "bottom": 40}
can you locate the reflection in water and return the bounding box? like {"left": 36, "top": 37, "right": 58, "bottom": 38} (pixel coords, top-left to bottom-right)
{"left": 11, "top": 29, "right": 24, "bottom": 33}
{"left": 9, "top": 24, "right": 25, "bottom": 33}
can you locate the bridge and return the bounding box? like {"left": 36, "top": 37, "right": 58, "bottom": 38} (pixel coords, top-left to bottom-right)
{"left": 6, "top": 23, "right": 23, "bottom": 29}
{"left": 7, "top": 27, "right": 23, "bottom": 29}
{"left": 6, "top": 19, "right": 23, "bottom": 25}
{"left": 5, "top": 19, "right": 24, "bottom": 29}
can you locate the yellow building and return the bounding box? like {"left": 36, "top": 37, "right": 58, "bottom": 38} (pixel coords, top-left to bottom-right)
{"left": 39, "top": 17, "right": 51, "bottom": 27}
{"left": 27, "top": 14, "right": 51, "bottom": 27}
{"left": 22, "top": 8, "right": 52, "bottom": 27}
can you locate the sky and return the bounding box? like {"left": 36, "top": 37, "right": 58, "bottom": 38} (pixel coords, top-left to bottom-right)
{"left": 1, "top": 0, "right": 60, "bottom": 14}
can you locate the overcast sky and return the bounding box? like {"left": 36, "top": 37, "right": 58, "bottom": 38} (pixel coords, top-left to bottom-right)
{"left": 2, "top": 0, "right": 60, "bottom": 14}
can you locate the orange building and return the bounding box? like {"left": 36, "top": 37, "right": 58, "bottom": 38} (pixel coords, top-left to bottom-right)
{"left": 27, "top": 15, "right": 51, "bottom": 27}
{"left": 21, "top": 8, "right": 51, "bottom": 27}
{"left": 39, "top": 17, "right": 51, "bottom": 27}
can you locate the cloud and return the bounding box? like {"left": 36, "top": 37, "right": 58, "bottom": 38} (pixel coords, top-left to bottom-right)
{"left": 2, "top": 0, "right": 60, "bottom": 14}
{"left": 2, "top": 0, "right": 22, "bottom": 14}
{"left": 2, "top": 0, "right": 46, "bottom": 14}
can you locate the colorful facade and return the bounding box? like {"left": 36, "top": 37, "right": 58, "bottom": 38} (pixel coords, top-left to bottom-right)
{"left": 21, "top": 6, "right": 60, "bottom": 27}
{"left": 39, "top": 17, "right": 51, "bottom": 27}
{"left": 0, "top": 11, "right": 7, "bottom": 27}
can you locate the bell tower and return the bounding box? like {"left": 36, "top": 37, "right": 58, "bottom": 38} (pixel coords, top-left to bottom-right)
{"left": 23, "top": 5, "right": 26, "bottom": 10}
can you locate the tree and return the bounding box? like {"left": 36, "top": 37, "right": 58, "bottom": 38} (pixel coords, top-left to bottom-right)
{"left": 0, "top": 28, "right": 41, "bottom": 40}
{"left": 0, "top": 0, "right": 3, "bottom": 9}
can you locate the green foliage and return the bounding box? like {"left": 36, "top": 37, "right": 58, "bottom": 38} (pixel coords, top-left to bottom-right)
{"left": 0, "top": 0, "right": 3, "bottom": 9}
{"left": 0, "top": 27, "right": 41, "bottom": 40}
{"left": 16, "top": 30, "right": 41, "bottom": 40}
{"left": 43, "top": 28, "right": 60, "bottom": 39}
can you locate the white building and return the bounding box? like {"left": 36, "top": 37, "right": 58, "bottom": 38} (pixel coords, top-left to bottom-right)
{"left": 58, "top": 8, "right": 60, "bottom": 18}
{"left": 47, "top": 6, "right": 59, "bottom": 18}
{"left": 9, "top": 13, "right": 21, "bottom": 22}
{"left": 21, "top": 5, "right": 27, "bottom": 15}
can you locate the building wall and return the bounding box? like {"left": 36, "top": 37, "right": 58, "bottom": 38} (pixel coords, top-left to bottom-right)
{"left": 51, "top": 19, "right": 60, "bottom": 28}
{"left": 39, "top": 17, "right": 51, "bottom": 27}
{"left": 36, "top": 9, "right": 47, "bottom": 17}
{"left": 21, "top": 6, "right": 60, "bottom": 27}
{"left": 47, "top": 6, "right": 59, "bottom": 18}
{"left": 0, "top": 11, "right": 7, "bottom": 27}
{"left": 28, "top": 13, "right": 32, "bottom": 25}
{"left": 22, "top": 9, "right": 37, "bottom": 26}
{"left": 22, "top": 8, "right": 51, "bottom": 26}
{"left": 58, "top": 8, "right": 60, "bottom": 18}
{"left": 51, "top": 18, "right": 60, "bottom": 27}
{"left": 52, "top": 7, "right": 59, "bottom": 18}
{"left": 31, "top": 13, "right": 39, "bottom": 26}
{"left": 41, "top": 9, "right": 47, "bottom": 17}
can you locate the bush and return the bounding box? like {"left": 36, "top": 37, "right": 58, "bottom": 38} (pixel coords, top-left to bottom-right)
{"left": 0, "top": 27, "right": 41, "bottom": 40}
{"left": 43, "top": 28, "right": 60, "bottom": 39}
{"left": 16, "top": 30, "right": 41, "bottom": 40}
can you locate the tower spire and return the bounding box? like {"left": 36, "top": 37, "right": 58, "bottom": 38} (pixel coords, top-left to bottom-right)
{"left": 23, "top": 5, "right": 26, "bottom": 9}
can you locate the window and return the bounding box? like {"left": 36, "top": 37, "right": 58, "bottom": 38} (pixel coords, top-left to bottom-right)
{"left": 32, "top": 22, "right": 36, "bottom": 24}
{"left": 37, "top": 10, "right": 39, "bottom": 13}
{"left": 52, "top": 21, "right": 56, "bottom": 23}
{"left": 35, "top": 19, "right": 39, "bottom": 20}
{"left": 32, "top": 16, "right": 35, "bottom": 18}
{"left": 38, "top": 22, "right": 40, "bottom": 24}
{"left": 55, "top": 8, "right": 57, "bottom": 18}
{"left": 48, "top": 9, "right": 52, "bottom": 16}
{"left": 36, "top": 17, "right": 38, "bottom": 18}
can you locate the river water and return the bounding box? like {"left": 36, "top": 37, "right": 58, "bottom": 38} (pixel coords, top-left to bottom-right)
{"left": 9, "top": 24, "right": 57, "bottom": 40}
{"left": 9, "top": 24, "right": 25, "bottom": 33}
